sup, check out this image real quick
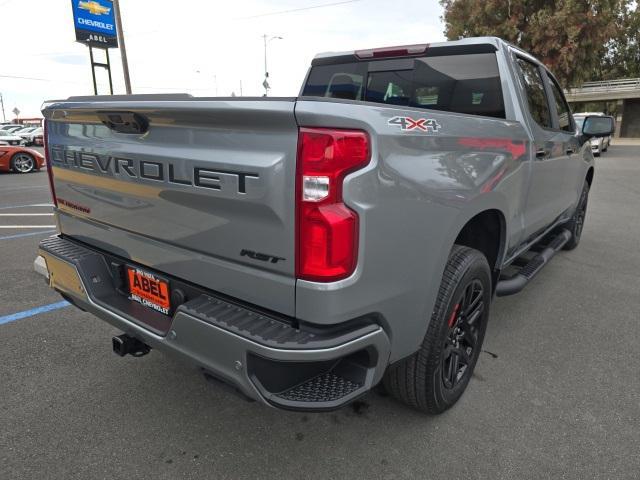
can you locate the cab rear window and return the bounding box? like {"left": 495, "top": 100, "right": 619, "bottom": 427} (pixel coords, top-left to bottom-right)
{"left": 301, "top": 52, "right": 505, "bottom": 119}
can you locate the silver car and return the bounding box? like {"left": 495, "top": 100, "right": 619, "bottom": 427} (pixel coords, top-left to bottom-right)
{"left": 574, "top": 113, "right": 611, "bottom": 155}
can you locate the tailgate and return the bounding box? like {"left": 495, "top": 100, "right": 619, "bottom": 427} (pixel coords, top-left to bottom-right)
{"left": 43, "top": 97, "right": 298, "bottom": 315}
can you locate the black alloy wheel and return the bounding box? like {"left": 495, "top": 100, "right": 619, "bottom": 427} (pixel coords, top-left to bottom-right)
{"left": 441, "top": 279, "right": 485, "bottom": 390}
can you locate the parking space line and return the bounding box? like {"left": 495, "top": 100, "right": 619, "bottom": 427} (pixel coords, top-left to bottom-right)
{"left": 0, "top": 213, "right": 54, "bottom": 216}
{"left": 0, "top": 203, "right": 53, "bottom": 210}
{"left": 0, "top": 225, "right": 57, "bottom": 229}
{"left": 0, "top": 230, "right": 56, "bottom": 241}
{"left": 0, "top": 186, "right": 50, "bottom": 192}
{"left": 0, "top": 301, "right": 70, "bottom": 326}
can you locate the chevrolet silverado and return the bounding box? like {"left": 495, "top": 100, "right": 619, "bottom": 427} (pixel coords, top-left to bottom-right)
{"left": 34, "top": 37, "right": 614, "bottom": 413}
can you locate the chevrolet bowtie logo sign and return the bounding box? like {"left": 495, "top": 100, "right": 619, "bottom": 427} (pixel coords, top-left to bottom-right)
{"left": 78, "top": 0, "right": 111, "bottom": 16}
{"left": 72, "top": 0, "right": 118, "bottom": 48}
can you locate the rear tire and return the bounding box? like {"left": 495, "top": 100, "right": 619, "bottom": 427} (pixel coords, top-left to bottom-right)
{"left": 383, "top": 245, "right": 491, "bottom": 414}
{"left": 563, "top": 181, "right": 589, "bottom": 251}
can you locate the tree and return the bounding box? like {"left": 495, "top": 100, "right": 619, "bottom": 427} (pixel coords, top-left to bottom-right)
{"left": 440, "top": 0, "right": 626, "bottom": 86}
{"left": 600, "top": 4, "right": 640, "bottom": 79}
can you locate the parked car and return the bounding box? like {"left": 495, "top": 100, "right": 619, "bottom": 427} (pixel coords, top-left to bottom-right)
{"left": 574, "top": 113, "right": 611, "bottom": 156}
{"left": 0, "top": 145, "right": 45, "bottom": 173}
{"left": 0, "top": 129, "right": 26, "bottom": 146}
{"left": 35, "top": 36, "right": 614, "bottom": 414}
{"left": 19, "top": 126, "right": 43, "bottom": 145}
{"left": 13, "top": 127, "right": 36, "bottom": 141}
{"left": 0, "top": 123, "right": 23, "bottom": 131}
{"left": 1, "top": 125, "right": 27, "bottom": 134}
{"left": 32, "top": 132, "right": 44, "bottom": 146}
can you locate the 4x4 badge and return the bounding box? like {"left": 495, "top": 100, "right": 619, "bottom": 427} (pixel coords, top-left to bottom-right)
{"left": 388, "top": 116, "right": 441, "bottom": 133}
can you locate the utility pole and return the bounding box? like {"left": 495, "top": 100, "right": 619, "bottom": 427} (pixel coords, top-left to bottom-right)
{"left": 113, "top": 0, "right": 132, "bottom": 94}
{"left": 262, "top": 34, "right": 283, "bottom": 96}
{"left": 0, "top": 93, "right": 5, "bottom": 122}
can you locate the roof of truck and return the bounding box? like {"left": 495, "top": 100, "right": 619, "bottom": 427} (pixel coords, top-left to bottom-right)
{"left": 312, "top": 36, "right": 510, "bottom": 66}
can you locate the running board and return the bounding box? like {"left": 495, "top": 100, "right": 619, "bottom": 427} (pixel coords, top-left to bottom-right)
{"left": 496, "top": 229, "right": 572, "bottom": 297}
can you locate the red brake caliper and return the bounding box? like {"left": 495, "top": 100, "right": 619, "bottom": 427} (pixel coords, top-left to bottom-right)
{"left": 448, "top": 303, "right": 461, "bottom": 328}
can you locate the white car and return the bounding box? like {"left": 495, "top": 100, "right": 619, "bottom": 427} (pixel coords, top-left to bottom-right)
{"left": 17, "top": 127, "right": 43, "bottom": 146}
{"left": 0, "top": 124, "right": 23, "bottom": 132}
{"left": 0, "top": 129, "right": 27, "bottom": 146}
{"left": 574, "top": 113, "right": 611, "bottom": 156}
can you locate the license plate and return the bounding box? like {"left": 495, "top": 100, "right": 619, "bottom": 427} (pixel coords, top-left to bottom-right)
{"left": 127, "top": 267, "right": 171, "bottom": 315}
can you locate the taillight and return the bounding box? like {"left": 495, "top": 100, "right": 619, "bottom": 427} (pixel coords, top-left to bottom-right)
{"left": 296, "top": 128, "right": 370, "bottom": 282}
{"left": 43, "top": 119, "right": 57, "bottom": 207}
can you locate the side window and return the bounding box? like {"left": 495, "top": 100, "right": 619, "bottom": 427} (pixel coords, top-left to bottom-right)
{"left": 548, "top": 76, "right": 573, "bottom": 132}
{"left": 516, "top": 58, "right": 552, "bottom": 129}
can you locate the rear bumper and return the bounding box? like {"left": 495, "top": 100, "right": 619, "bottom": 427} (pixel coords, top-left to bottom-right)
{"left": 34, "top": 235, "right": 390, "bottom": 411}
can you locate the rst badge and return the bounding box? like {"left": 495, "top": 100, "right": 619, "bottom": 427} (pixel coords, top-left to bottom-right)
{"left": 388, "top": 116, "right": 441, "bottom": 133}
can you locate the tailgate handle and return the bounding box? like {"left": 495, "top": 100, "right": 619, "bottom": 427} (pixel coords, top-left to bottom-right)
{"left": 97, "top": 111, "right": 149, "bottom": 134}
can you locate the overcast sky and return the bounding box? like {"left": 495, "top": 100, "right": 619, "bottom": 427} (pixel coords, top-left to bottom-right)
{"left": 1, "top": 0, "right": 445, "bottom": 119}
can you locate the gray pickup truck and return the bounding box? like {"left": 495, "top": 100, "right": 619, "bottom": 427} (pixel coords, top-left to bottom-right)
{"left": 34, "top": 37, "right": 614, "bottom": 413}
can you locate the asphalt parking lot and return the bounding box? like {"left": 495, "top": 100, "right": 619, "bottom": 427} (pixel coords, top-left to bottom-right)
{"left": 1, "top": 145, "right": 639, "bottom": 480}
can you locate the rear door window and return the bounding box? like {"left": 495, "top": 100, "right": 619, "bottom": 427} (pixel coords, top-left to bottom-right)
{"left": 547, "top": 75, "right": 574, "bottom": 132}
{"left": 302, "top": 52, "right": 505, "bottom": 119}
{"left": 516, "top": 58, "right": 552, "bottom": 129}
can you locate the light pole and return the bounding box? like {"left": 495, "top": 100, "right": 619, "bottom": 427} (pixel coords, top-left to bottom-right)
{"left": 0, "top": 93, "right": 5, "bottom": 122}
{"left": 113, "top": 0, "right": 132, "bottom": 94}
{"left": 263, "top": 34, "right": 283, "bottom": 96}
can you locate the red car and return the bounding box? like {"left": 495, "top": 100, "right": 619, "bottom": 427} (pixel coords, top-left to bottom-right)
{"left": 0, "top": 145, "right": 45, "bottom": 173}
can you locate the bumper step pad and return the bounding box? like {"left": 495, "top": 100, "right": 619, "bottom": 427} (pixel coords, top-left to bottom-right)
{"left": 276, "top": 372, "right": 362, "bottom": 403}
{"left": 182, "top": 295, "right": 379, "bottom": 350}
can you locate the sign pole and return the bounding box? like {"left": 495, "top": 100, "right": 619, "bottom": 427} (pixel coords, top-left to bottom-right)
{"left": 113, "top": 0, "right": 132, "bottom": 94}
{"left": 89, "top": 46, "right": 98, "bottom": 95}
{"left": 106, "top": 49, "right": 114, "bottom": 94}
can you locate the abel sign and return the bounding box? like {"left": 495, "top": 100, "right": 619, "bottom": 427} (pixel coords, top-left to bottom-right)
{"left": 71, "top": 0, "right": 118, "bottom": 48}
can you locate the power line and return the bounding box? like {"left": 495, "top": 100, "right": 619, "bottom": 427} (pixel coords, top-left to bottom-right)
{"left": 0, "top": 74, "right": 68, "bottom": 83}
{"left": 126, "top": 0, "right": 365, "bottom": 39}
{"left": 0, "top": 73, "right": 209, "bottom": 91}
{"left": 236, "top": 0, "right": 363, "bottom": 20}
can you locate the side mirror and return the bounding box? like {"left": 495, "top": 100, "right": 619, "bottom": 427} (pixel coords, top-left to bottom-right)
{"left": 582, "top": 115, "right": 614, "bottom": 138}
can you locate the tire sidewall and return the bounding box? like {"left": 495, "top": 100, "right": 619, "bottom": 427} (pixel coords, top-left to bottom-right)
{"left": 564, "top": 182, "right": 589, "bottom": 250}
{"left": 430, "top": 250, "right": 492, "bottom": 409}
